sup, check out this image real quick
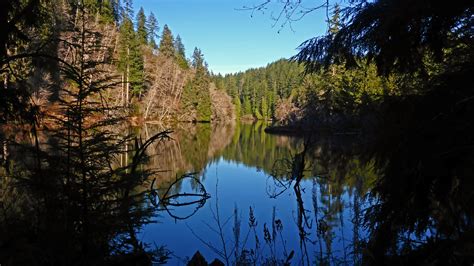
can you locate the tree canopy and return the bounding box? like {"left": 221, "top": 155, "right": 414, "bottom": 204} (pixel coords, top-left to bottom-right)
{"left": 294, "top": 0, "right": 473, "bottom": 75}
{"left": 159, "top": 24, "right": 176, "bottom": 58}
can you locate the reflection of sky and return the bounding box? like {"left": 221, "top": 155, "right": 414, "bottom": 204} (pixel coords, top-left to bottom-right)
{"left": 132, "top": 0, "right": 328, "bottom": 74}
{"left": 140, "top": 156, "right": 369, "bottom": 264}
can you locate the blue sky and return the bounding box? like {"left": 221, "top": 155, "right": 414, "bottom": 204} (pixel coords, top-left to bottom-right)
{"left": 133, "top": 0, "right": 329, "bottom": 74}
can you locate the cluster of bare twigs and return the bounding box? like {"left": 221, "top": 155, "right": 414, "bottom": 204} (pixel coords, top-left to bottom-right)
{"left": 237, "top": 0, "right": 331, "bottom": 33}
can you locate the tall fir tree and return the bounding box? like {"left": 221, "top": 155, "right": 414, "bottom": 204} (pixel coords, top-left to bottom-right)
{"left": 158, "top": 24, "right": 175, "bottom": 58}
{"left": 192, "top": 47, "right": 211, "bottom": 121}
{"left": 174, "top": 35, "right": 188, "bottom": 68}
{"left": 122, "top": 0, "right": 134, "bottom": 22}
{"left": 261, "top": 96, "right": 268, "bottom": 119}
{"left": 136, "top": 7, "right": 147, "bottom": 45}
{"left": 146, "top": 12, "right": 159, "bottom": 49}
{"left": 234, "top": 95, "right": 242, "bottom": 120}
{"left": 243, "top": 95, "right": 252, "bottom": 115}
{"left": 175, "top": 35, "right": 186, "bottom": 58}
{"left": 118, "top": 0, "right": 144, "bottom": 106}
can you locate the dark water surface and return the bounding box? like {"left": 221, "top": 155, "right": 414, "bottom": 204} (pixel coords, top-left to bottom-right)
{"left": 139, "top": 122, "right": 377, "bottom": 265}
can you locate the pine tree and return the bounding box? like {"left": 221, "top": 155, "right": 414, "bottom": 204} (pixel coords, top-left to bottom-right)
{"left": 146, "top": 12, "right": 159, "bottom": 49}
{"left": 158, "top": 24, "right": 175, "bottom": 58}
{"left": 136, "top": 7, "right": 147, "bottom": 45}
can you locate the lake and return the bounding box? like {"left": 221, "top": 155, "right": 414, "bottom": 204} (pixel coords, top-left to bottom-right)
{"left": 139, "top": 122, "right": 378, "bottom": 265}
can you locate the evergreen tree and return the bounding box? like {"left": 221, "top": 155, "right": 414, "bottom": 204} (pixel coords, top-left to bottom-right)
{"left": 180, "top": 48, "right": 211, "bottom": 121}
{"left": 83, "top": 0, "right": 116, "bottom": 23}
{"left": 261, "top": 96, "right": 268, "bottom": 119}
{"left": 146, "top": 12, "right": 159, "bottom": 49}
{"left": 101, "top": 0, "right": 117, "bottom": 23}
{"left": 174, "top": 35, "right": 188, "bottom": 68}
{"left": 122, "top": 0, "right": 134, "bottom": 22}
{"left": 328, "top": 4, "right": 340, "bottom": 36}
{"left": 192, "top": 47, "right": 204, "bottom": 69}
{"left": 175, "top": 35, "right": 186, "bottom": 58}
{"left": 110, "top": 0, "right": 121, "bottom": 22}
{"left": 136, "top": 7, "right": 147, "bottom": 45}
{"left": 243, "top": 95, "right": 252, "bottom": 115}
{"left": 192, "top": 48, "right": 211, "bottom": 121}
{"left": 158, "top": 24, "right": 175, "bottom": 58}
{"left": 129, "top": 36, "right": 145, "bottom": 97}
{"left": 180, "top": 80, "right": 197, "bottom": 117}
{"left": 234, "top": 95, "right": 242, "bottom": 120}
{"left": 118, "top": 0, "right": 144, "bottom": 105}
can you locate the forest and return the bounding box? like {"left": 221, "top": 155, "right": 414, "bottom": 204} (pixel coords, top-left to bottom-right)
{"left": 0, "top": 0, "right": 473, "bottom": 265}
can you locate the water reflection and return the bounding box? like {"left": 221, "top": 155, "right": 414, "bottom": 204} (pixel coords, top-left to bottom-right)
{"left": 0, "top": 127, "right": 173, "bottom": 265}
{"left": 139, "top": 122, "right": 378, "bottom": 265}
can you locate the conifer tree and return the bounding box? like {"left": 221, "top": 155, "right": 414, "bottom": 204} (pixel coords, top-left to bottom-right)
{"left": 129, "top": 36, "right": 145, "bottom": 97}
{"left": 192, "top": 48, "right": 212, "bottom": 121}
{"left": 179, "top": 48, "right": 211, "bottom": 121}
{"left": 174, "top": 35, "right": 188, "bottom": 68}
{"left": 328, "top": 4, "right": 340, "bottom": 36}
{"left": 243, "top": 95, "right": 252, "bottom": 115}
{"left": 146, "top": 12, "right": 159, "bottom": 49}
{"left": 158, "top": 24, "right": 175, "bottom": 58}
{"left": 234, "top": 95, "right": 242, "bottom": 120}
{"left": 261, "top": 96, "right": 268, "bottom": 119}
{"left": 175, "top": 35, "right": 186, "bottom": 58}
{"left": 118, "top": 0, "right": 144, "bottom": 105}
{"left": 136, "top": 7, "right": 147, "bottom": 45}
{"left": 122, "top": 0, "right": 134, "bottom": 21}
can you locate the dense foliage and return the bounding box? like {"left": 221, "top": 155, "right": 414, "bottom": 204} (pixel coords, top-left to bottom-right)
{"left": 213, "top": 59, "right": 304, "bottom": 120}
{"left": 291, "top": 0, "right": 474, "bottom": 264}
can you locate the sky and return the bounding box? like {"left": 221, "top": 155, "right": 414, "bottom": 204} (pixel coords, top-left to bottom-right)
{"left": 133, "top": 0, "right": 329, "bottom": 74}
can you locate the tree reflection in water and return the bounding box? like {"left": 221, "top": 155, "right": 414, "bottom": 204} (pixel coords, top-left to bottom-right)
{"left": 139, "top": 122, "right": 378, "bottom": 264}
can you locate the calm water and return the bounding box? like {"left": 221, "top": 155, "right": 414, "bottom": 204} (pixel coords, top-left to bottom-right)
{"left": 139, "top": 122, "right": 377, "bottom": 265}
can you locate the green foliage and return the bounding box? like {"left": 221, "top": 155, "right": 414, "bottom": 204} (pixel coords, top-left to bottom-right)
{"left": 261, "top": 96, "right": 268, "bottom": 119}
{"left": 192, "top": 48, "right": 211, "bottom": 121}
{"left": 328, "top": 4, "right": 340, "bottom": 36}
{"left": 294, "top": 0, "right": 472, "bottom": 75}
{"left": 214, "top": 59, "right": 304, "bottom": 120}
{"left": 159, "top": 24, "right": 176, "bottom": 58}
{"left": 243, "top": 95, "right": 252, "bottom": 115}
{"left": 214, "top": 56, "right": 397, "bottom": 124}
{"left": 175, "top": 35, "right": 189, "bottom": 69}
{"left": 122, "top": 0, "right": 134, "bottom": 21}
{"left": 146, "top": 12, "right": 159, "bottom": 49}
{"left": 181, "top": 80, "right": 196, "bottom": 115}
{"left": 118, "top": 8, "right": 145, "bottom": 100}
{"left": 128, "top": 39, "right": 145, "bottom": 96}
{"left": 136, "top": 7, "right": 147, "bottom": 45}
{"left": 83, "top": 0, "right": 117, "bottom": 23}
{"left": 0, "top": 4, "right": 168, "bottom": 263}
{"left": 233, "top": 95, "right": 242, "bottom": 120}
{"left": 180, "top": 48, "right": 211, "bottom": 122}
